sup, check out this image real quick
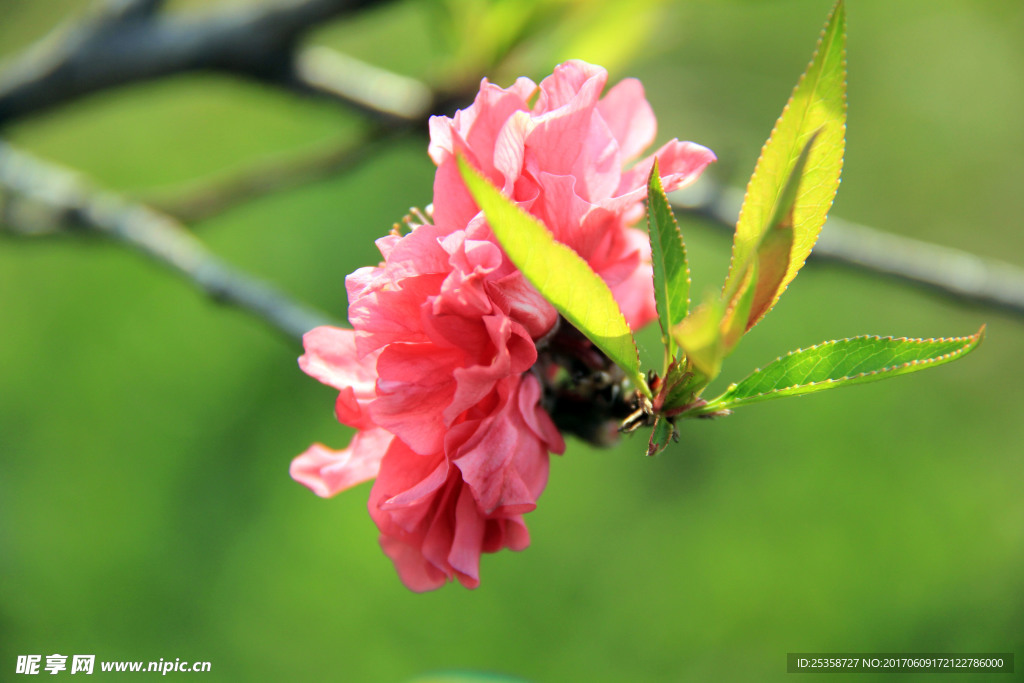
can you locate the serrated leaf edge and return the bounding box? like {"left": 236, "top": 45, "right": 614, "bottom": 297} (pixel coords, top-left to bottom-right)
{"left": 712, "top": 327, "right": 984, "bottom": 407}
{"left": 647, "top": 159, "right": 690, "bottom": 362}
{"left": 724, "top": 0, "right": 847, "bottom": 307}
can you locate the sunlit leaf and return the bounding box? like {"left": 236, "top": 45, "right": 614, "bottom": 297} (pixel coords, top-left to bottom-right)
{"left": 671, "top": 294, "right": 725, "bottom": 382}
{"left": 723, "top": 0, "right": 846, "bottom": 326}
{"left": 742, "top": 131, "right": 822, "bottom": 331}
{"left": 457, "top": 155, "right": 649, "bottom": 398}
{"left": 646, "top": 159, "right": 690, "bottom": 363}
{"left": 701, "top": 327, "right": 984, "bottom": 412}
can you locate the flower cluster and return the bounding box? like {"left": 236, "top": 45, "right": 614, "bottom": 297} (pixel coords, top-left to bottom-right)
{"left": 293, "top": 60, "right": 715, "bottom": 591}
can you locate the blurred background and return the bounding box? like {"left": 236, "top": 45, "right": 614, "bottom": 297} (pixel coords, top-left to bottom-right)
{"left": 1, "top": 0, "right": 1021, "bottom": 680}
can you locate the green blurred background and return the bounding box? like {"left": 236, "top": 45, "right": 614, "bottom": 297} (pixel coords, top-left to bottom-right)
{"left": 1, "top": 0, "right": 1021, "bottom": 680}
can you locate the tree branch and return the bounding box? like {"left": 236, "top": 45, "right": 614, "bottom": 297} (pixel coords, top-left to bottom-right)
{"left": 149, "top": 126, "right": 402, "bottom": 223}
{"left": 5, "top": 0, "right": 1021, "bottom": 323}
{"left": 0, "top": 140, "right": 339, "bottom": 341}
{"left": 0, "top": 0, "right": 403, "bottom": 127}
{"left": 674, "top": 183, "right": 1024, "bottom": 318}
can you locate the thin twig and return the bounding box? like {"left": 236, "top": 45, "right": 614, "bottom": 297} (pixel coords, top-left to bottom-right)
{"left": 673, "top": 183, "right": 1024, "bottom": 318}
{"left": 0, "top": 141, "right": 339, "bottom": 341}
{"left": 0, "top": 0, "right": 404, "bottom": 128}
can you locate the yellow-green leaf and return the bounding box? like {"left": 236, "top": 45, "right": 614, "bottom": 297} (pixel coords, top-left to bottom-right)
{"left": 456, "top": 155, "right": 649, "bottom": 398}
{"left": 672, "top": 294, "right": 725, "bottom": 382}
{"left": 724, "top": 0, "right": 846, "bottom": 324}
{"left": 742, "top": 130, "right": 821, "bottom": 330}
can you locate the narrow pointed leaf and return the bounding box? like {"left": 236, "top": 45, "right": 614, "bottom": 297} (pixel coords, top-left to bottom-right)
{"left": 457, "top": 155, "right": 649, "bottom": 397}
{"left": 724, "top": 0, "right": 846, "bottom": 323}
{"left": 648, "top": 416, "right": 674, "bottom": 456}
{"left": 672, "top": 295, "right": 726, "bottom": 382}
{"left": 647, "top": 159, "right": 690, "bottom": 362}
{"left": 703, "top": 327, "right": 984, "bottom": 411}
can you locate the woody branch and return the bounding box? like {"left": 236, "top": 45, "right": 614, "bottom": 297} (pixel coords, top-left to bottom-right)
{"left": 1, "top": 0, "right": 1021, "bottom": 338}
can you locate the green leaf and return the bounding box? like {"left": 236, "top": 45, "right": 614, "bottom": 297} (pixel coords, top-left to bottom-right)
{"left": 648, "top": 415, "right": 675, "bottom": 456}
{"left": 723, "top": 0, "right": 846, "bottom": 326}
{"left": 646, "top": 159, "right": 690, "bottom": 364}
{"left": 456, "top": 155, "right": 649, "bottom": 398}
{"left": 671, "top": 294, "right": 726, "bottom": 382}
{"left": 702, "top": 327, "right": 985, "bottom": 411}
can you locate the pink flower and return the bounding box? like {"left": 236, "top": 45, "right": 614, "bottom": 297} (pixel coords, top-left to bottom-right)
{"left": 428, "top": 59, "right": 715, "bottom": 328}
{"left": 293, "top": 224, "right": 564, "bottom": 591}
{"left": 292, "top": 60, "right": 715, "bottom": 591}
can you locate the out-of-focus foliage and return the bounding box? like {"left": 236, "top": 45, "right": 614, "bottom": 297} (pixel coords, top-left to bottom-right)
{"left": 1, "top": 1, "right": 1021, "bottom": 682}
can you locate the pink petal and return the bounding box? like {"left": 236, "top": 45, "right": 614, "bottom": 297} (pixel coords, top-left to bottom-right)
{"left": 298, "top": 326, "right": 373, "bottom": 392}
{"left": 525, "top": 66, "right": 607, "bottom": 176}
{"left": 570, "top": 110, "right": 621, "bottom": 202}
{"left": 370, "top": 441, "right": 449, "bottom": 534}
{"left": 449, "top": 484, "right": 486, "bottom": 587}
{"left": 596, "top": 77, "right": 657, "bottom": 163}
{"left": 450, "top": 376, "right": 553, "bottom": 515}
{"left": 445, "top": 315, "right": 535, "bottom": 423}
{"left": 486, "top": 272, "right": 558, "bottom": 340}
{"left": 290, "top": 428, "right": 392, "bottom": 498}
{"left": 378, "top": 534, "right": 448, "bottom": 592}
{"left": 347, "top": 272, "right": 445, "bottom": 357}
{"left": 431, "top": 156, "right": 484, "bottom": 235}
{"left": 617, "top": 139, "right": 717, "bottom": 198}
{"left": 371, "top": 342, "right": 462, "bottom": 454}
{"left": 534, "top": 60, "right": 607, "bottom": 114}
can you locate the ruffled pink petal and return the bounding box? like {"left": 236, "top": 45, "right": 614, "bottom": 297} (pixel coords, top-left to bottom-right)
{"left": 348, "top": 272, "right": 445, "bottom": 357}
{"left": 529, "top": 171, "right": 593, "bottom": 249}
{"left": 534, "top": 60, "right": 607, "bottom": 114}
{"left": 428, "top": 77, "right": 536, "bottom": 168}
{"left": 486, "top": 272, "right": 558, "bottom": 340}
{"left": 378, "top": 534, "right": 448, "bottom": 592}
{"left": 448, "top": 484, "right": 486, "bottom": 587}
{"left": 595, "top": 77, "right": 657, "bottom": 163}
{"left": 298, "top": 326, "right": 373, "bottom": 392}
{"left": 445, "top": 316, "right": 535, "bottom": 424}
{"left": 570, "top": 109, "right": 621, "bottom": 203}
{"left": 376, "top": 224, "right": 452, "bottom": 279}
{"left": 371, "top": 342, "right": 462, "bottom": 454}
{"left": 517, "top": 372, "right": 565, "bottom": 455}
{"left": 371, "top": 441, "right": 449, "bottom": 533}
{"left": 526, "top": 67, "right": 606, "bottom": 177}
{"left": 431, "top": 156, "right": 483, "bottom": 235}
{"left": 450, "top": 376, "right": 554, "bottom": 515}
{"left": 617, "top": 139, "right": 717, "bottom": 198}
{"left": 483, "top": 515, "right": 530, "bottom": 553}
{"left": 299, "top": 326, "right": 380, "bottom": 429}
{"left": 435, "top": 234, "right": 504, "bottom": 318}
{"left": 493, "top": 110, "right": 533, "bottom": 192}
{"left": 290, "top": 428, "right": 392, "bottom": 498}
